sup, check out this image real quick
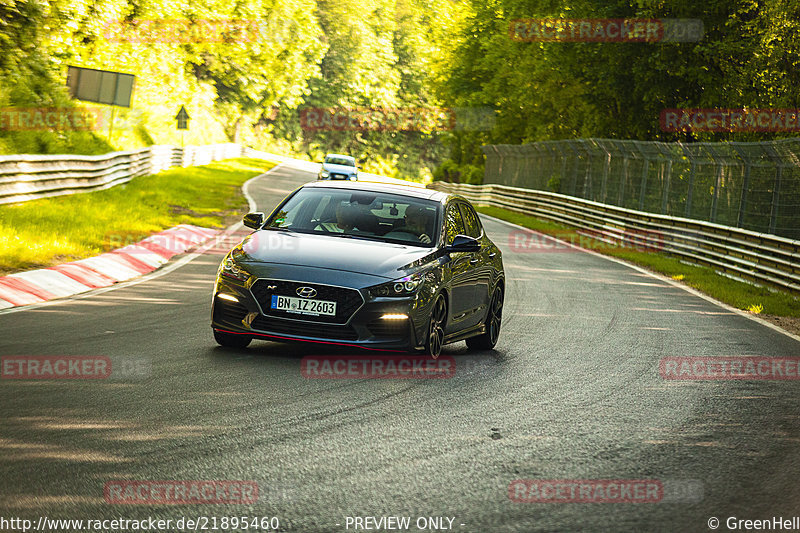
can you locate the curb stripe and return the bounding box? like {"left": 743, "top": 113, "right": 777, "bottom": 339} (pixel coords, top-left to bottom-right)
{"left": 114, "top": 245, "right": 170, "bottom": 268}
{"left": 0, "top": 277, "right": 53, "bottom": 302}
{"left": 0, "top": 164, "right": 283, "bottom": 314}
{"left": 73, "top": 256, "right": 149, "bottom": 282}
{"left": 108, "top": 251, "right": 158, "bottom": 274}
{"left": 48, "top": 263, "right": 116, "bottom": 289}
{"left": 7, "top": 270, "right": 91, "bottom": 298}
{"left": 136, "top": 240, "right": 179, "bottom": 259}
{"left": 0, "top": 224, "right": 221, "bottom": 309}
{"left": 0, "top": 282, "right": 47, "bottom": 306}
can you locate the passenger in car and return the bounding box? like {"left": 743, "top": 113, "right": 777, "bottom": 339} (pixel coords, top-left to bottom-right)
{"left": 316, "top": 202, "right": 373, "bottom": 233}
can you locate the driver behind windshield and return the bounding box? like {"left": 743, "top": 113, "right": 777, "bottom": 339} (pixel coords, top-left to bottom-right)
{"left": 384, "top": 204, "right": 432, "bottom": 244}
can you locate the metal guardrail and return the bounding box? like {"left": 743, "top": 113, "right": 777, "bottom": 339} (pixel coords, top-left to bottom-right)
{"left": 430, "top": 181, "right": 800, "bottom": 294}
{"left": 0, "top": 143, "right": 243, "bottom": 205}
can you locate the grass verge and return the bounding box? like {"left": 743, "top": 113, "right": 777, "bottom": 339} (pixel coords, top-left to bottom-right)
{"left": 0, "top": 157, "right": 275, "bottom": 275}
{"left": 476, "top": 205, "right": 800, "bottom": 326}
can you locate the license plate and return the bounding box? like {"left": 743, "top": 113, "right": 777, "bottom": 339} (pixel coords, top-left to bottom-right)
{"left": 270, "top": 295, "right": 337, "bottom": 316}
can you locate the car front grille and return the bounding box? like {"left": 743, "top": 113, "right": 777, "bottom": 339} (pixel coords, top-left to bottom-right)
{"left": 250, "top": 279, "right": 364, "bottom": 325}
{"left": 251, "top": 315, "right": 359, "bottom": 341}
{"left": 330, "top": 173, "right": 349, "bottom": 180}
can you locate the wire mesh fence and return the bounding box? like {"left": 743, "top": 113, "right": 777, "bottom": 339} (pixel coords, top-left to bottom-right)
{"left": 481, "top": 138, "right": 800, "bottom": 240}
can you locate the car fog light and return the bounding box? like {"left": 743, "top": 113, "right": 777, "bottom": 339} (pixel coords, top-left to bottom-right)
{"left": 217, "top": 293, "right": 239, "bottom": 302}
{"left": 381, "top": 313, "right": 409, "bottom": 320}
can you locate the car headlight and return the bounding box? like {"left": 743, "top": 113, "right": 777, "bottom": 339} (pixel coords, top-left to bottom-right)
{"left": 369, "top": 272, "right": 424, "bottom": 298}
{"left": 320, "top": 170, "right": 329, "bottom": 178}
{"left": 220, "top": 253, "right": 249, "bottom": 282}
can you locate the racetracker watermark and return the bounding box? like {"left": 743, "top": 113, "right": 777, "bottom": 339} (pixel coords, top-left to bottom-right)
{"left": 661, "top": 108, "right": 800, "bottom": 132}
{"left": 509, "top": 18, "right": 703, "bottom": 43}
{"left": 0, "top": 107, "right": 142, "bottom": 132}
{"left": 660, "top": 357, "right": 800, "bottom": 380}
{"left": 103, "top": 19, "right": 275, "bottom": 44}
{"left": 508, "top": 228, "right": 663, "bottom": 253}
{"left": 508, "top": 479, "right": 703, "bottom": 503}
{"left": 1, "top": 356, "right": 151, "bottom": 381}
{"left": 104, "top": 231, "right": 295, "bottom": 255}
{"left": 301, "top": 355, "right": 456, "bottom": 379}
{"left": 104, "top": 480, "right": 258, "bottom": 504}
{"left": 509, "top": 479, "right": 662, "bottom": 503}
{"left": 299, "top": 107, "right": 495, "bottom": 132}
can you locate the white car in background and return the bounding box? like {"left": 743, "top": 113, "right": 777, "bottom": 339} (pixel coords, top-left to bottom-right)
{"left": 318, "top": 154, "right": 359, "bottom": 181}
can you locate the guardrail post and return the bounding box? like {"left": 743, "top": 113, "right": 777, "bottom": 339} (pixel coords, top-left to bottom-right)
{"left": 618, "top": 157, "right": 629, "bottom": 206}
{"left": 556, "top": 143, "right": 568, "bottom": 193}
{"left": 684, "top": 161, "right": 696, "bottom": 217}
{"left": 600, "top": 148, "right": 610, "bottom": 204}
{"left": 770, "top": 165, "right": 783, "bottom": 234}
{"left": 660, "top": 160, "right": 672, "bottom": 214}
{"left": 638, "top": 158, "right": 649, "bottom": 211}
{"left": 710, "top": 164, "right": 722, "bottom": 223}
{"left": 737, "top": 163, "right": 751, "bottom": 228}
{"left": 567, "top": 142, "right": 580, "bottom": 196}
{"left": 580, "top": 139, "right": 596, "bottom": 200}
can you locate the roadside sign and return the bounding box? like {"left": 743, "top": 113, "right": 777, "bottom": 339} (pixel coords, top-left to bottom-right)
{"left": 175, "top": 106, "right": 190, "bottom": 130}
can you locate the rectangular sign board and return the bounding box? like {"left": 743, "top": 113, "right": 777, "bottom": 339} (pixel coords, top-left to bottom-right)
{"left": 66, "top": 66, "right": 135, "bottom": 108}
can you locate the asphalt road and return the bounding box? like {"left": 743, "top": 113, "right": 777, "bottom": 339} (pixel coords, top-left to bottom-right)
{"left": 1, "top": 162, "right": 799, "bottom": 533}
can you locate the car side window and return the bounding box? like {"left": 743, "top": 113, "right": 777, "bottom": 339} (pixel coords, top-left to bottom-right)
{"left": 459, "top": 203, "right": 482, "bottom": 239}
{"left": 445, "top": 204, "right": 466, "bottom": 245}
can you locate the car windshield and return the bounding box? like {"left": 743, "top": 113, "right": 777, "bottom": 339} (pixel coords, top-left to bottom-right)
{"left": 265, "top": 188, "right": 440, "bottom": 247}
{"left": 324, "top": 156, "right": 356, "bottom": 167}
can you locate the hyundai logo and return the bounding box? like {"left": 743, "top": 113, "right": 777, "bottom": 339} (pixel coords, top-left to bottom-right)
{"left": 296, "top": 286, "right": 317, "bottom": 298}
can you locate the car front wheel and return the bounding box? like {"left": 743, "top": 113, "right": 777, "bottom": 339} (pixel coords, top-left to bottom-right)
{"left": 424, "top": 294, "right": 447, "bottom": 358}
{"left": 213, "top": 329, "right": 252, "bottom": 348}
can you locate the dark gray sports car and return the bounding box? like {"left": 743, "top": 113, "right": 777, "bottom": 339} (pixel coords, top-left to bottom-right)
{"left": 211, "top": 181, "right": 504, "bottom": 357}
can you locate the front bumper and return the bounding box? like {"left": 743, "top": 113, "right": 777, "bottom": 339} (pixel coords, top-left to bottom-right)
{"left": 211, "top": 276, "right": 424, "bottom": 351}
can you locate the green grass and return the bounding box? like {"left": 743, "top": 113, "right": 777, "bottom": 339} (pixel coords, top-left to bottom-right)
{"left": 476, "top": 205, "right": 800, "bottom": 318}
{"left": 0, "top": 158, "right": 275, "bottom": 274}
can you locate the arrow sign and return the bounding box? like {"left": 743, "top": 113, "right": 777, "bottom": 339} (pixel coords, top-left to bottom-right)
{"left": 175, "top": 106, "right": 190, "bottom": 130}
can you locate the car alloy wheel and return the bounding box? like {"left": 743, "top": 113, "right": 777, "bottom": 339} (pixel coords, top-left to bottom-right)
{"left": 488, "top": 286, "right": 503, "bottom": 345}
{"left": 426, "top": 294, "right": 447, "bottom": 358}
{"left": 466, "top": 286, "right": 503, "bottom": 351}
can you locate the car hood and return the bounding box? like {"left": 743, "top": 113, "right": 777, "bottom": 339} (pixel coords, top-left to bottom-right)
{"left": 234, "top": 230, "right": 436, "bottom": 281}
{"left": 322, "top": 163, "right": 357, "bottom": 174}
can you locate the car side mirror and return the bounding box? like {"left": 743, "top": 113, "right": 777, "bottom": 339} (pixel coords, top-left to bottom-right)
{"left": 446, "top": 234, "right": 480, "bottom": 253}
{"left": 242, "top": 212, "right": 265, "bottom": 230}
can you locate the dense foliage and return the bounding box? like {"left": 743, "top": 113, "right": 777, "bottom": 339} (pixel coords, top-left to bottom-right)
{"left": 0, "top": 0, "right": 464, "bottom": 180}
{"left": 439, "top": 0, "right": 800, "bottom": 178}
{"left": 1, "top": 0, "right": 799, "bottom": 180}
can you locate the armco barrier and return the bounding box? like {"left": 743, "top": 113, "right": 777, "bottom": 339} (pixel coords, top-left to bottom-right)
{"left": 0, "top": 143, "right": 242, "bottom": 205}
{"left": 429, "top": 181, "right": 800, "bottom": 294}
